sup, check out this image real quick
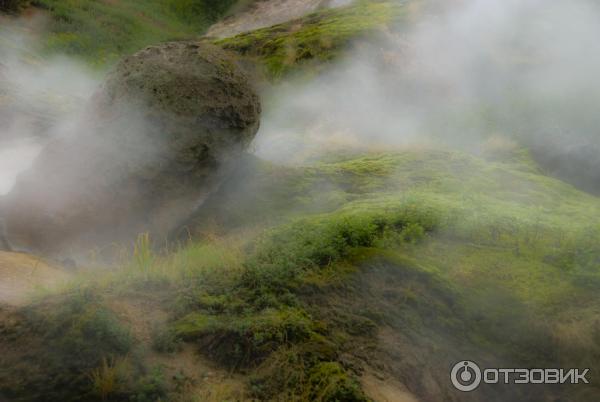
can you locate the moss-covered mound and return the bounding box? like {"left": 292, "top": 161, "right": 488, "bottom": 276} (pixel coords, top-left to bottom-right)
{"left": 3, "top": 147, "right": 600, "bottom": 401}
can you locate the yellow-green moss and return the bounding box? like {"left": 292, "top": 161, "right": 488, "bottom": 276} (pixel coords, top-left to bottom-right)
{"left": 216, "top": 1, "right": 405, "bottom": 79}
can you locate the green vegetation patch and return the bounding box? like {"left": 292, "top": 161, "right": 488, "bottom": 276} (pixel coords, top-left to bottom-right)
{"left": 166, "top": 199, "right": 441, "bottom": 399}
{"left": 11, "top": 0, "right": 407, "bottom": 77}
{"left": 5, "top": 147, "right": 600, "bottom": 400}
{"left": 174, "top": 307, "right": 314, "bottom": 367}
{"left": 0, "top": 290, "right": 138, "bottom": 401}
{"left": 216, "top": 1, "right": 405, "bottom": 79}
{"left": 32, "top": 0, "right": 236, "bottom": 65}
{"left": 173, "top": 148, "right": 600, "bottom": 399}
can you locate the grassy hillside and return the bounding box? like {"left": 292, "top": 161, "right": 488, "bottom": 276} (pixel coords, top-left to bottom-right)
{"left": 31, "top": 0, "right": 240, "bottom": 65}
{"left": 2, "top": 146, "right": 600, "bottom": 401}
{"left": 2, "top": 1, "right": 600, "bottom": 401}
{"left": 14, "top": 0, "right": 402, "bottom": 73}
{"left": 215, "top": 1, "right": 404, "bottom": 79}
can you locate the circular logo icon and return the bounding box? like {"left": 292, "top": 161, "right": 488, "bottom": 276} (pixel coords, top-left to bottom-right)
{"left": 450, "top": 360, "right": 482, "bottom": 392}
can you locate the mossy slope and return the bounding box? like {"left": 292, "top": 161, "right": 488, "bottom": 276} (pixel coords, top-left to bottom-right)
{"left": 2, "top": 1, "right": 600, "bottom": 400}
{"left": 4, "top": 147, "right": 599, "bottom": 400}
{"left": 215, "top": 0, "right": 404, "bottom": 79}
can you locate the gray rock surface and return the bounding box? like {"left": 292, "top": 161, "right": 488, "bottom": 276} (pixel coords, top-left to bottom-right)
{"left": 1, "top": 41, "right": 261, "bottom": 256}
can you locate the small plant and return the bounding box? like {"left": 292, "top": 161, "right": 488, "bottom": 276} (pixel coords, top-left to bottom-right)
{"left": 173, "top": 307, "right": 314, "bottom": 367}
{"left": 307, "top": 362, "right": 368, "bottom": 402}
{"left": 131, "top": 366, "right": 168, "bottom": 402}
{"left": 152, "top": 327, "right": 182, "bottom": 353}
{"left": 87, "top": 356, "right": 131, "bottom": 401}
{"left": 133, "top": 233, "right": 154, "bottom": 277}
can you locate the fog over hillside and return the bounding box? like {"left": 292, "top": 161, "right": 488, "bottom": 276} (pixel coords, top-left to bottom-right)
{"left": 2, "top": 1, "right": 600, "bottom": 401}
{"left": 256, "top": 0, "right": 600, "bottom": 193}
{"left": 6, "top": 0, "right": 600, "bottom": 191}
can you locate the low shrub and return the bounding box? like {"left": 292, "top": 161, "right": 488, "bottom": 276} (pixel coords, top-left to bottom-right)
{"left": 174, "top": 307, "right": 314, "bottom": 367}
{"left": 0, "top": 291, "right": 135, "bottom": 401}
{"left": 307, "top": 362, "right": 368, "bottom": 402}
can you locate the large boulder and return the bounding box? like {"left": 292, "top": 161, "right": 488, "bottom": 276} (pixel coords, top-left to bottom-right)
{"left": 0, "top": 41, "right": 261, "bottom": 257}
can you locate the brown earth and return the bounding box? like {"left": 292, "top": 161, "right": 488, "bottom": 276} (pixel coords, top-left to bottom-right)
{"left": 0, "top": 251, "right": 67, "bottom": 305}
{"left": 108, "top": 293, "right": 249, "bottom": 401}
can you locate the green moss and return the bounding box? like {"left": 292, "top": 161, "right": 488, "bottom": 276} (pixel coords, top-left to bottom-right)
{"left": 50, "top": 299, "right": 133, "bottom": 365}
{"left": 307, "top": 362, "right": 368, "bottom": 402}
{"left": 166, "top": 187, "right": 446, "bottom": 398}
{"left": 171, "top": 147, "right": 600, "bottom": 399}
{"left": 173, "top": 307, "right": 314, "bottom": 367}
{"left": 9, "top": 145, "right": 600, "bottom": 400}
{"left": 216, "top": 1, "right": 405, "bottom": 79}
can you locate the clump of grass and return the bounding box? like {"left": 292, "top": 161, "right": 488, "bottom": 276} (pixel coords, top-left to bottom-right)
{"left": 174, "top": 307, "right": 314, "bottom": 367}
{"left": 87, "top": 356, "right": 131, "bottom": 401}
{"left": 46, "top": 290, "right": 134, "bottom": 365}
{"left": 151, "top": 326, "right": 182, "bottom": 353}
{"left": 0, "top": 290, "right": 135, "bottom": 401}
{"left": 70, "top": 234, "right": 246, "bottom": 293}
{"left": 241, "top": 202, "right": 439, "bottom": 296}
{"left": 133, "top": 233, "right": 154, "bottom": 278}
{"left": 306, "top": 362, "right": 368, "bottom": 402}
{"left": 130, "top": 366, "right": 168, "bottom": 402}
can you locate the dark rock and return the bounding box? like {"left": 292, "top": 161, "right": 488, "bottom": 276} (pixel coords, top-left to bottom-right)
{"left": 1, "top": 41, "right": 261, "bottom": 257}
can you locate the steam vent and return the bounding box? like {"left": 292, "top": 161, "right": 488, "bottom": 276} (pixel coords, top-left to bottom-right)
{"left": 0, "top": 42, "right": 261, "bottom": 256}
